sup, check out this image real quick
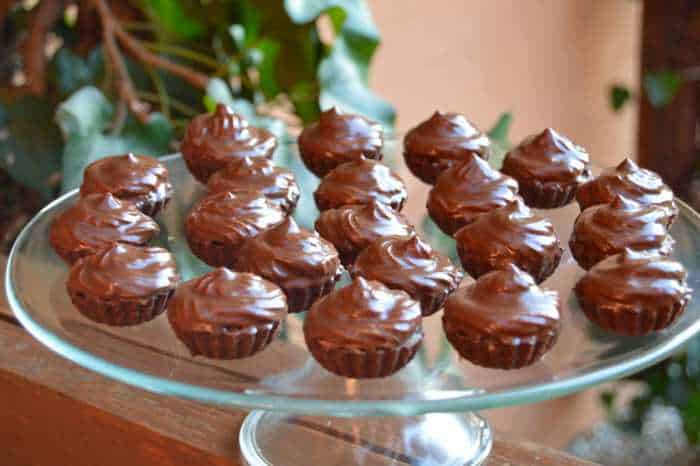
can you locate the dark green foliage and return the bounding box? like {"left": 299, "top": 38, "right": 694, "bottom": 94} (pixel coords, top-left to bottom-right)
{"left": 1, "top": 0, "right": 395, "bottom": 198}
{"left": 610, "top": 84, "right": 633, "bottom": 111}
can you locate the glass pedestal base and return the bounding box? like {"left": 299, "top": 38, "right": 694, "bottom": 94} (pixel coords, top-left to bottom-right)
{"left": 239, "top": 410, "right": 493, "bottom": 465}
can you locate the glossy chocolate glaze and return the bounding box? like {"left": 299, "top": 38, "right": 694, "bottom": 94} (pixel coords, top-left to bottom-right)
{"left": 298, "top": 107, "right": 383, "bottom": 177}
{"left": 167, "top": 268, "right": 287, "bottom": 333}
{"left": 443, "top": 265, "right": 560, "bottom": 339}
{"left": 502, "top": 128, "right": 591, "bottom": 184}
{"left": 50, "top": 193, "right": 160, "bottom": 263}
{"left": 575, "top": 250, "right": 691, "bottom": 328}
{"left": 80, "top": 153, "right": 173, "bottom": 211}
{"left": 181, "top": 104, "right": 277, "bottom": 181}
{"left": 314, "top": 201, "right": 414, "bottom": 266}
{"left": 207, "top": 157, "right": 300, "bottom": 214}
{"left": 427, "top": 156, "right": 520, "bottom": 235}
{"left": 353, "top": 234, "right": 463, "bottom": 316}
{"left": 570, "top": 195, "right": 675, "bottom": 269}
{"left": 404, "top": 111, "right": 491, "bottom": 183}
{"left": 68, "top": 243, "right": 178, "bottom": 299}
{"left": 453, "top": 199, "right": 562, "bottom": 283}
{"left": 185, "top": 191, "right": 285, "bottom": 250}
{"left": 314, "top": 159, "right": 407, "bottom": 212}
{"left": 576, "top": 158, "right": 678, "bottom": 223}
{"left": 304, "top": 277, "right": 422, "bottom": 350}
{"left": 233, "top": 217, "right": 342, "bottom": 294}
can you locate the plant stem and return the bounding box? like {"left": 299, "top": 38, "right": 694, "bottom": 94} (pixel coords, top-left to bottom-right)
{"left": 143, "top": 42, "right": 222, "bottom": 71}
{"left": 23, "top": 0, "right": 65, "bottom": 95}
{"left": 136, "top": 91, "right": 199, "bottom": 117}
{"left": 144, "top": 65, "right": 170, "bottom": 120}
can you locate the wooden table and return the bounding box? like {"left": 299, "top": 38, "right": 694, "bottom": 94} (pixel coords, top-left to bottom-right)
{"left": 0, "top": 260, "right": 597, "bottom": 466}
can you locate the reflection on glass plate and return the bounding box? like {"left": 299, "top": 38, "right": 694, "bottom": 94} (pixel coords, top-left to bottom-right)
{"left": 6, "top": 143, "right": 700, "bottom": 415}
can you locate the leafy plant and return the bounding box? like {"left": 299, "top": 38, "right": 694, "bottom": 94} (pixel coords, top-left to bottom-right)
{"left": 608, "top": 70, "right": 684, "bottom": 112}
{"left": 0, "top": 0, "right": 395, "bottom": 200}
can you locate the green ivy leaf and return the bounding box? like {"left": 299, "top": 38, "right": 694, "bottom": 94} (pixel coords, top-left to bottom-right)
{"left": 56, "top": 87, "right": 173, "bottom": 192}
{"left": 610, "top": 84, "right": 633, "bottom": 112}
{"left": 139, "top": 0, "right": 205, "bottom": 41}
{"left": 50, "top": 47, "right": 104, "bottom": 99}
{"left": 0, "top": 96, "right": 63, "bottom": 199}
{"left": 486, "top": 112, "right": 513, "bottom": 168}
{"left": 283, "top": 0, "right": 395, "bottom": 126}
{"left": 644, "top": 71, "right": 682, "bottom": 108}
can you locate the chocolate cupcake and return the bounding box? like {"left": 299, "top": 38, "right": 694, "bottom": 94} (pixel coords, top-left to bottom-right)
{"left": 353, "top": 234, "right": 463, "bottom": 316}
{"left": 427, "top": 156, "right": 520, "bottom": 235}
{"left": 185, "top": 191, "right": 285, "bottom": 267}
{"left": 304, "top": 277, "right": 423, "bottom": 378}
{"left": 314, "top": 159, "right": 407, "bottom": 212}
{"left": 569, "top": 195, "right": 674, "bottom": 270}
{"left": 404, "top": 111, "right": 491, "bottom": 184}
{"left": 50, "top": 193, "right": 160, "bottom": 264}
{"left": 314, "top": 201, "right": 415, "bottom": 267}
{"left": 67, "top": 243, "right": 178, "bottom": 326}
{"left": 576, "top": 157, "right": 678, "bottom": 225}
{"left": 501, "top": 128, "right": 592, "bottom": 208}
{"left": 207, "top": 156, "right": 300, "bottom": 215}
{"left": 454, "top": 199, "right": 562, "bottom": 283}
{"left": 80, "top": 153, "right": 173, "bottom": 216}
{"left": 298, "top": 107, "right": 383, "bottom": 177}
{"left": 443, "top": 265, "right": 561, "bottom": 369}
{"left": 233, "top": 217, "right": 343, "bottom": 313}
{"left": 168, "top": 268, "right": 287, "bottom": 358}
{"left": 181, "top": 104, "right": 277, "bottom": 183}
{"left": 575, "top": 250, "right": 691, "bottom": 336}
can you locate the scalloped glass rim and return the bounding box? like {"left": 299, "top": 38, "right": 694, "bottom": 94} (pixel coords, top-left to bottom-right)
{"left": 6, "top": 152, "right": 700, "bottom": 416}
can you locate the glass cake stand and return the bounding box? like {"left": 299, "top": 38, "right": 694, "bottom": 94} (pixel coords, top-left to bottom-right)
{"left": 6, "top": 144, "right": 700, "bottom": 466}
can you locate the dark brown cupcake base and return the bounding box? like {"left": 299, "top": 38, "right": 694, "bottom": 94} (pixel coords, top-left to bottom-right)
{"left": 517, "top": 179, "right": 579, "bottom": 209}
{"left": 456, "top": 246, "right": 562, "bottom": 284}
{"left": 301, "top": 152, "right": 382, "bottom": 179}
{"left": 185, "top": 230, "right": 237, "bottom": 268}
{"left": 68, "top": 288, "right": 173, "bottom": 326}
{"left": 306, "top": 338, "right": 419, "bottom": 378}
{"left": 404, "top": 151, "right": 476, "bottom": 185}
{"left": 283, "top": 276, "right": 341, "bottom": 313}
{"left": 170, "top": 321, "right": 280, "bottom": 359}
{"left": 427, "top": 204, "right": 472, "bottom": 236}
{"left": 135, "top": 195, "right": 170, "bottom": 217}
{"left": 575, "top": 290, "right": 688, "bottom": 336}
{"left": 443, "top": 323, "right": 558, "bottom": 369}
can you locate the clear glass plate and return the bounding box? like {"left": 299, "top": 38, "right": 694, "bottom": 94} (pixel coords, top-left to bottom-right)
{"left": 6, "top": 143, "right": 700, "bottom": 416}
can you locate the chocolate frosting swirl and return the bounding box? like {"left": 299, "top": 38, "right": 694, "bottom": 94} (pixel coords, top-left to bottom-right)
{"left": 576, "top": 249, "right": 691, "bottom": 313}
{"left": 80, "top": 153, "right": 173, "bottom": 205}
{"left": 304, "top": 277, "right": 422, "bottom": 350}
{"left": 314, "top": 159, "right": 407, "bottom": 211}
{"left": 404, "top": 111, "right": 490, "bottom": 160}
{"left": 576, "top": 158, "right": 677, "bottom": 219}
{"left": 427, "top": 156, "right": 520, "bottom": 231}
{"left": 50, "top": 193, "right": 160, "bottom": 261}
{"left": 444, "top": 265, "right": 560, "bottom": 338}
{"left": 298, "top": 107, "right": 383, "bottom": 168}
{"left": 181, "top": 104, "right": 276, "bottom": 177}
{"left": 234, "top": 217, "right": 342, "bottom": 290}
{"left": 454, "top": 198, "right": 562, "bottom": 268}
{"left": 167, "top": 268, "right": 287, "bottom": 333}
{"left": 571, "top": 195, "right": 674, "bottom": 258}
{"left": 353, "top": 234, "right": 463, "bottom": 304}
{"left": 314, "top": 201, "right": 414, "bottom": 264}
{"left": 185, "top": 191, "right": 285, "bottom": 247}
{"left": 68, "top": 243, "right": 178, "bottom": 299}
{"left": 502, "top": 128, "right": 591, "bottom": 184}
{"left": 207, "top": 157, "right": 300, "bottom": 213}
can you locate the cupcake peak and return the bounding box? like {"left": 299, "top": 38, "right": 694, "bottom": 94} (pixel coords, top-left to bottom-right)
{"left": 125, "top": 152, "right": 140, "bottom": 163}
{"left": 209, "top": 103, "right": 249, "bottom": 137}
{"left": 616, "top": 157, "right": 639, "bottom": 172}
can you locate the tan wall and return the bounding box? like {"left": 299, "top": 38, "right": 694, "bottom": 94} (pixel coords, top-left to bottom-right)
{"left": 369, "top": 0, "right": 641, "bottom": 168}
